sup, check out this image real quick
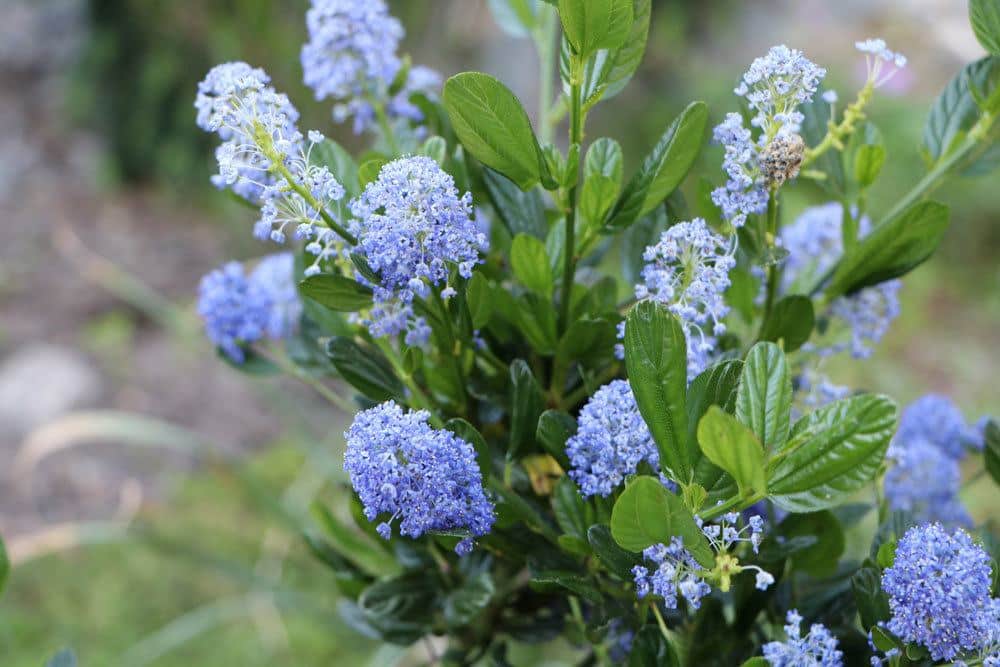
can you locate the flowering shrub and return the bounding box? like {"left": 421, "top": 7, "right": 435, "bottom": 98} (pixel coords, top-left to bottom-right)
{"left": 189, "top": 0, "right": 1000, "bottom": 664}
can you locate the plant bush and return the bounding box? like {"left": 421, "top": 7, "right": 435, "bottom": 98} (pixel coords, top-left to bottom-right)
{"left": 188, "top": 0, "right": 1000, "bottom": 664}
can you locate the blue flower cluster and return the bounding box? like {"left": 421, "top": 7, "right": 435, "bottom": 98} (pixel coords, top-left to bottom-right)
{"left": 350, "top": 156, "right": 485, "bottom": 344}
{"left": 762, "top": 610, "right": 843, "bottom": 667}
{"left": 623, "top": 219, "right": 736, "bottom": 378}
{"left": 884, "top": 394, "right": 984, "bottom": 525}
{"left": 882, "top": 523, "right": 996, "bottom": 661}
{"left": 632, "top": 512, "right": 772, "bottom": 609}
{"left": 711, "top": 113, "right": 768, "bottom": 229}
{"left": 780, "top": 202, "right": 901, "bottom": 359}
{"left": 197, "top": 253, "right": 301, "bottom": 363}
{"left": 565, "top": 380, "right": 659, "bottom": 497}
{"left": 343, "top": 400, "right": 495, "bottom": 555}
{"left": 301, "top": 0, "right": 440, "bottom": 134}
{"left": 195, "top": 62, "right": 301, "bottom": 203}
{"left": 735, "top": 45, "right": 826, "bottom": 139}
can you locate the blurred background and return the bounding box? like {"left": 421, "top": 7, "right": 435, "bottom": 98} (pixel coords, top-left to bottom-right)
{"left": 0, "top": 0, "right": 996, "bottom": 664}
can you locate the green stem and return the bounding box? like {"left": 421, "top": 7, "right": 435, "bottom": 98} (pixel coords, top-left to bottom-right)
{"left": 432, "top": 289, "right": 469, "bottom": 412}
{"left": 651, "top": 603, "right": 671, "bottom": 643}
{"left": 698, "top": 492, "right": 765, "bottom": 522}
{"left": 558, "top": 58, "right": 586, "bottom": 335}
{"left": 756, "top": 190, "right": 780, "bottom": 340}
{"left": 374, "top": 338, "right": 440, "bottom": 424}
{"left": 259, "top": 344, "right": 354, "bottom": 412}
{"left": 373, "top": 100, "right": 401, "bottom": 155}
{"left": 800, "top": 83, "right": 874, "bottom": 170}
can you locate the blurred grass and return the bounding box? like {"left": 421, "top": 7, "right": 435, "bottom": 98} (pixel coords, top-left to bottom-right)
{"left": 0, "top": 444, "right": 378, "bottom": 666}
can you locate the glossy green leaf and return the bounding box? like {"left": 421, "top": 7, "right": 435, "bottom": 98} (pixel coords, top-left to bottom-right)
{"left": 696, "top": 406, "right": 767, "bottom": 498}
{"left": 358, "top": 573, "right": 439, "bottom": 644}
{"left": 972, "top": 0, "right": 1000, "bottom": 57}
{"left": 758, "top": 296, "right": 815, "bottom": 352}
{"left": 466, "top": 272, "right": 495, "bottom": 329}
{"left": 558, "top": 0, "right": 633, "bottom": 57}
{"left": 580, "top": 174, "right": 620, "bottom": 226}
{"left": 509, "top": 359, "right": 544, "bottom": 457}
{"left": 444, "top": 571, "right": 495, "bottom": 627}
{"left": 536, "top": 410, "right": 576, "bottom": 469}
{"left": 443, "top": 72, "right": 546, "bottom": 190}
{"left": 511, "top": 233, "right": 554, "bottom": 295}
{"left": 984, "top": 419, "right": 1000, "bottom": 485}
{"left": 446, "top": 418, "right": 492, "bottom": 480}
{"left": 610, "top": 477, "right": 714, "bottom": 567}
{"left": 298, "top": 274, "right": 373, "bottom": 312}
{"left": 687, "top": 360, "right": 742, "bottom": 500}
{"left": 584, "top": 137, "right": 624, "bottom": 184}
{"left": 552, "top": 477, "right": 594, "bottom": 540}
{"left": 736, "top": 342, "right": 793, "bottom": 455}
{"left": 924, "top": 56, "right": 1000, "bottom": 163}
{"left": 516, "top": 293, "right": 559, "bottom": 354}
{"left": 853, "top": 567, "right": 892, "bottom": 630}
{"left": 483, "top": 168, "right": 548, "bottom": 239}
{"left": 529, "top": 570, "right": 602, "bottom": 604}
{"left": 607, "top": 101, "right": 708, "bottom": 229}
{"left": 587, "top": 524, "right": 641, "bottom": 579}
{"left": 854, "top": 144, "right": 886, "bottom": 189}
{"left": 573, "top": 0, "right": 651, "bottom": 108}
{"left": 554, "top": 318, "right": 618, "bottom": 381}
{"left": 776, "top": 511, "right": 845, "bottom": 577}
{"left": 769, "top": 394, "right": 898, "bottom": 512}
{"left": 624, "top": 301, "right": 691, "bottom": 482}
{"left": 326, "top": 337, "right": 403, "bottom": 402}
{"left": 826, "top": 201, "right": 950, "bottom": 298}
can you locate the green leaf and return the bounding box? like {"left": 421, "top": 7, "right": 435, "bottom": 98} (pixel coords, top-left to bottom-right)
{"left": 607, "top": 101, "right": 708, "bottom": 229}
{"left": 573, "top": 0, "right": 651, "bottom": 108}
{"left": 924, "top": 56, "right": 1000, "bottom": 163}
{"left": 826, "top": 201, "right": 950, "bottom": 298}
{"left": 971, "top": 0, "right": 1000, "bottom": 56}
{"left": 554, "top": 318, "right": 618, "bottom": 381}
{"left": 312, "top": 138, "right": 360, "bottom": 196}
{"left": 696, "top": 406, "right": 767, "bottom": 498}
{"left": 359, "top": 158, "right": 388, "bottom": 187}
{"left": 511, "top": 233, "right": 554, "bottom": 295}
{"left": 0, "top": 533, "right": 8, "bottom": 595}
{"left": 580, "top": 174, "right": 620, "bottom": 226}
{"left": 466, "top": 272, "right": 495, "bottom": 329}
{"left": 358, "top": 573, "right": 439, "bottom": 644}
{"left": 587, "top": 524, "right": 641, "bottom": 579}
{"left": 552, "top": 477, "right": 594, "bottom": 540}
{"left": 537, "top": 410, "right": 576, "bottom": 469}
{"left": 558, "top": 0, "right": 633, "bottom": 57}
{"left": 483, "top": 168, "right": 548, "bottom": 239}
{"left": 758, "top": 296, "right": 815, "bottom": 352}
{"left": 326, "top": 337, "right": 403, "bottom": 402}
{"left": 488, "top": 0, "right": 541, "bottom": 37}
{"left": 629, "top": 626, "right": 680, "bottom": 667}
{"left": 584, "top": 137, "right": 624, "bottom": 184}
{"left": 298, "top": 274, "right": 373, "bottom": 312}
{"left": 443, "top": 72, "right": 546, "bottom": 190}
{"left": 446, "top": 418, "right": 493, "bottom": 480}
{"left": 509, "top": 359, "right": 544, "bottom": 458}
{"left": 444, "top": 571, "right": 495, "bottom": 627}
{"left": 610, "top": 477, "right": 714, "bottom": 567}
{"left": 853, "top": 144, "right": 886, "bottom": 189}
{"left": 624, "top": 302, "right": 691, "bottom": 482}
{"left": 529, "top": 570, "right": 602, "bottom": 604}
{"left": 776, "top": 511, "right": 845, "bottom": 577}
{"left": 739, "top": 660, "right": 769, "bottom": 667}
{"left": 984, "top": 419, "right": 1000, "bottom": 485}
{"left": 852, "top": 566, "right": 891, "bottom": 629}
{"left": 313, "top": 503, "right": 399, "bottom": 577}
{"left": 516, "top": 293, "right": 559, "bottom": 354}
{"left": 419, "top": 135, "right": 448, "bottom": 164}
{"left": 736, "top": 342, "right": 793, "bottom": 455}
{"left": 769, "top": 394, "right": 898, "bottom": 512}
{"left": 687, "top": 360, "right": 742, "bottom": 500}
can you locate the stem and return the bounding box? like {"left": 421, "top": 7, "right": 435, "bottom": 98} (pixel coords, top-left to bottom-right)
{"left": 533, "top": 5, "right": 559, "bottom": 146}
{"left": 259, "top": 344, "right": 354, "bottom": 412}
{"left": 558, "top": 58, "right": 586, "bottom": 334}
{"left": 432, "top": 289, "right": 469, "bottom": 412}
{"left": 374, "top": 338, "right": 440, "bottom": 424}
{"left": 756, "top": 190, "right": 780, "bottom": 340}
{"left": 698, "top": 492, "right": 765, "bottom": 522}
{"left": 801, "top": 82, "right": 874, "bottom": 170}
{"left": 373, "top": 100, "right": 401, "bottom": 155}
{"left": 651, "top": 603, "right": 671, "bottom": 643}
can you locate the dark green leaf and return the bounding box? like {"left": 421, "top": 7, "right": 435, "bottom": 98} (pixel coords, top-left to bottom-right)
{"left": 558, "top": 0, "right": 633, "bottom": 57}
{"left": 696, "top": 406, "right": 767, "bottom": 498}
{"left": 776, "top": 511, "right": 845, "bottom": 577}
{"left": 446, "top": 418, "right": 492, "bottom": 480}
{"left": 466, "top": 272, "right": 495, "bottom": 329}
{"left": 629, "top": 626, "right": 680, "bottom": 667}
{"left": 852, "top": 566, "right": 890, "bottom": 629}
{"left": 511, "top": 233, "right": 554, "bottom": 295}
{"left": 621, "top": 207, "right": 667, "bottom": 286}
{"left": 826, "top": 201, "right": 950, "bottom": 298}
{"left": 587, "top": 524, "right": 641, "bottom": 579}
{"left": 444, "top": 571, "right": 495, "bottom": 627}
{"left": 972, "top": 1, "right": 1000, "bottom": 58}
{"left": 624, "top": 302, "right": 691, "bottom": 482}
{"left": 298, "top": 274, "right": 373, "bottom": 312}
{"left": 326, "top": 337, "right": 403, "bottom": 402}
{"left": 610, "top": 477, "right": 714, "bottom": 567}
{"left": 554, "top": 318, "right": 618, "bottom": 381}
{"left": 483, "top": 168, "right": 548, "bottom": 239}
{"left": 509, "top": 359, "right": 544, "bottom": 457}
{"left": 984, "top": 419, "right": 1000, "bottom": 485}
{"left": 687, "top": 360, "right": 742, "bottom": 500}
{"left": 739, "top": 660, "right": 769, "bottom": 667}
{"left": 769, "top": 394, "right": 898, "bottom": 512}
{"left": 607, "top": 101, "right": 708, "bottom": 229}
{"left": 552, "top": 477, "right": 594, "bottom": 540}
{"left": 358, "top": 573, "right": 439, "bottom": 644}
{"left": 758, "top": 296, "right": 815, "bottom": 352}
{"left": 529, "top": 570, "right": 603, "bottom": 604}
{"left": 516, "top": 293, "right": 559, "bottom": 353}
{"left": 537, "top": 410, "right": 576, "bottom": 469}
{"left": 443, "top": 72, "right": 546, "bottom": 190}
{"left": 736, "top": 342, "right": 793, "bottom": 454}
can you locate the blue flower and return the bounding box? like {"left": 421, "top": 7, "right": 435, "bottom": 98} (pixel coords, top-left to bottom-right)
{"left": 711, "top": 113, "right": 768, "bottom": 229}
{"left": 565, "top": 380, "right": 659, "bottom": 497}
{"left": 300, "top": 0, "right": 440, "bottom": 134}
{"left": 882, "top": 524, "right": 995, "bottom": 661}
{"left": 895, "top": 393, "right": 979, "bottom": 460}
{"left": 780, "top": 202, "right": 901, "bottom": 359}
{"left": 349, "top": 156, "right": 485, "bottom": 340}
{"left": 343, "top": 401, "right": 495, "bottom": 555}
{"left": 632, "top": 537, "right": 711, "bottom": 610}
{"left": 856, "top": 39, "right": 907, "bottom": 88}
{"left": 762, "top": 610, "right": 843, "bottom": 666}
{"left": 624, "top": 219, "right": 736, "bottom": 378}
{"left": 197, "top": 253, "right": 301, "bottom": 363}
{"left": 734, "top": 45, "right": 826, "bottom": 139}
{"left": 884, "top": 438, "right": 971, "bottom": 526}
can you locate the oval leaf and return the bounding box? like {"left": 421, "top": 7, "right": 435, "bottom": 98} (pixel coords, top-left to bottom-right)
{"left": 758, "top": 296, "right": 815, "bottom": 352}
{"left": 558, "top": 0, "right": 633, "bottom": 57}
{"left": 736, "top": 342, "right": 793, "bottom": 455}
{"left": 511, "top": 233, "right": 554, "bottom": 295}
{"left": 971, "top": 0, "right": 1000, "bottom": 57}
{"left": 299, "top": 274, "right": 373, "bottom": 312}
{"left": 696, "top": 406, "right": 766, "bottom": 498}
